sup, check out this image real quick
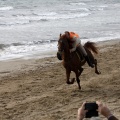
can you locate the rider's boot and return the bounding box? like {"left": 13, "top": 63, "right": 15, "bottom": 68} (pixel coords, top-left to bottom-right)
{"left": 77, "top": 44, "right": 94, "bottom": 68}
{"left": 85, "top": 55, "right": 94, "bottom": 68}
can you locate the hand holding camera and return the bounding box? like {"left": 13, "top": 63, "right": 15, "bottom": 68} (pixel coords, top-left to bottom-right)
{"left": 85, "top": 102, "right": 98, "bottom": 118}
{"left": 77, "top": 102, "right": 98, "bottom": 120}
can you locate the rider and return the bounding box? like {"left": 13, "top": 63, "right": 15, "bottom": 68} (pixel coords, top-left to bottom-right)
{"left": 65, "top": 31, "right": 94, "bottom": 68}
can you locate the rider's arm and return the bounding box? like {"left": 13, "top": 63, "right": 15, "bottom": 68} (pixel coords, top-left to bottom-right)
{"left": 70, "top": 45, "right": 77, "bottom": 52}
{"left": 70, "top": 37, "right": 81, "bottom": 52}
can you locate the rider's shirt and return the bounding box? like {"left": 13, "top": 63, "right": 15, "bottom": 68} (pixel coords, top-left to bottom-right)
{"left": 68, "top": 32, "right": 81, "bottom": 52}
{"left": 69, "top": 32, "right": 79, "bottom": 40}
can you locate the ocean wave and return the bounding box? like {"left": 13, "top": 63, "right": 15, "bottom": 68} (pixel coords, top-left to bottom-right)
{"left": 0, "top": 40, "right": 57, "bottom": 61}
{"left": 90, "top": 5, "right": 108, "bottom": 11}
{"left": 70, "top": 8, "right": 89, "bottom": 12}
{"left": 0, "top": 21, "right": 30, "bottom": 26}
{"left": 0, "top": 11, "right": 90, "bottom": 26}
{"left": 32, "top": 12, "right": 57, "bottom": 16}
{"left": 0, "top": 43, "right": 25, "bottom": 50}
{"left": 0, "top": 6, "right": 13, "bottom": 11}
{"left": 12, "top": 43, "right": 25, "bottom": 46}
{"left": 29, "top": 40, "right": 57, "bottom": 45}
{"left": 0, "top": 40, "right": 57, "bottom": 50}
{"left": 70, "top": 2, "right": 86, "bottom": 6}
{"left": 0, "top": 44, "right": 9, "bottom": 50}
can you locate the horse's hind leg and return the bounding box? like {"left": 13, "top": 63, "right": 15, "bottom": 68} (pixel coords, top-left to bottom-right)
{"left": 94, "top": 59, "right": 101, "bottom": 74}
{"left": 86, "top": 49, "right": 101, "bottom": 74}
{"left": 66, "top": 69, "right": 75, "bottom": 84}
{"left": 88, "top": 52, "right": 101, "bottom": 74}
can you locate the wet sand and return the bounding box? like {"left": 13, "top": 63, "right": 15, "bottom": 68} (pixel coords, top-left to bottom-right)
{"left": 0, "top": 40, "right": 120, "bottom": 120}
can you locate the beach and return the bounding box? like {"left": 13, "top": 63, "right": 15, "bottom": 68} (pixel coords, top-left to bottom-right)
{"left": 0, "top": 40, "right": 120, "bottom": 120}
{"left": 0, "top": 0, "right": 120, "bottom": 119}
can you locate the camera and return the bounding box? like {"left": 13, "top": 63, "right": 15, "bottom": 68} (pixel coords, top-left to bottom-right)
{"left": 85, "top": 102, "right": 98, "bottom": 118}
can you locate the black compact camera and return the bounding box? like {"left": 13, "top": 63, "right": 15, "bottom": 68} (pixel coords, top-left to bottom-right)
{"left": 85, "top": 102, "right": 98, "bottom": 118}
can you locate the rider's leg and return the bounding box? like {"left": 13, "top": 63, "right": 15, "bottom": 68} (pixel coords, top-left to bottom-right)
{"left": 77, "top": 44, "right": 94, "bottom": 68}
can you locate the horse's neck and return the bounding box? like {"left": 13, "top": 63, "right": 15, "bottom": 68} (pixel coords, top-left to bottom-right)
{"left": 61, "top": 36, "right": 71, "bottom": 62}
{"left": 63, "top": 47, "right": 71, "bottom": 62}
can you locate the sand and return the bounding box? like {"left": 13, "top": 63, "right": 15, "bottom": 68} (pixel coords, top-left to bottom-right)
{"left": 0, "top": 40, "right": 120, "bottom": 120}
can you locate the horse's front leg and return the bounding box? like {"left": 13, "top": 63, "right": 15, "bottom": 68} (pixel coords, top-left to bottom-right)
{"left": 94, "top": 59, "right": 101, "bottom": 74}
{"left": 78, "top": 67, "right": 83, "bottom": 77}
{"left": 75, "top": 70, "right": 81, "bottom": 89}
{"left": 66, "top": 69, "right": 75, "bottom": 84}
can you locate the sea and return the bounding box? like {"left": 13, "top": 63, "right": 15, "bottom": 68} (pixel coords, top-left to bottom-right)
{"left": 0, "top": 0, "right": 120, "bottom": 61}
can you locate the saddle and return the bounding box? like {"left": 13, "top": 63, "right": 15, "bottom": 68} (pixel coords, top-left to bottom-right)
{"left": 57, "top": 48, "right": 85, "bottom": 61}
{"left": 68, "top": 42, "right": 84, "bottom": 61}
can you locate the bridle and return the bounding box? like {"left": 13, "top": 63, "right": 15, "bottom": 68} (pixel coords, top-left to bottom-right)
{"left": 58, "top": 38, "right": 64, "bottom": 53}
{"left": 57, "top": 34, "right": 72, "bottom": 61}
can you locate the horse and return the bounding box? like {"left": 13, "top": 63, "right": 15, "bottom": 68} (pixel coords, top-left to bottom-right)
{"left": 57, "top": 33, "right": 101, "bottom": 89}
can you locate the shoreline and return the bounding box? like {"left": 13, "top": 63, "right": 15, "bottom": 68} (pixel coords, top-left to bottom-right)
{"left": 0, "top": 39, "right": 120, "bottom": 120}
{"left": 0, "top": 38, "right": 120, "bottom": 62}
{"left": 0, "top": 39, "right": 119, "bottom": 77}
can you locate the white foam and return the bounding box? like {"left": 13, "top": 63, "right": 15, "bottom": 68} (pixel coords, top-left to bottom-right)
{"left": 0, "top": 35, "right": 120, "bottom": 61}
{"left": 70, "top": 2, "right": 86, "bottom": 6}
{"left": 0, "top": 6, "right": 13, "bottom": 11}
{"left": 81, "top": 36, "right": 120, "bottom": 44}
{"left": 90, "top": 5, "right": 108, "bottom": 11}
{"left": 0, "top": 42, "right": 57, "bottom": 61}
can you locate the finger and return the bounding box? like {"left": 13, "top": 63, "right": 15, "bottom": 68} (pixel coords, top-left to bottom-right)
{"left": 96, "top": 101, "right": 102, "bottom": 106}
{"left": 96, "top": 101, "right": 100, "bottom": 105}
{"left": 78, "top": 103, "right": 85, "bottom": 111}
{"left": 85, "top": 110, "right": 88, "bottom": 113}
{"left": 96, "top": 101, "right": 103, "bottom": 112}
{"left": 81, "top": 102, "right": 86, "bottom": 109}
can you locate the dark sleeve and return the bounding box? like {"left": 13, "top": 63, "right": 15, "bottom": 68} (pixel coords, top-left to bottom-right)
{"left": 108, "top": 116, "right": 119, "bottom": 120}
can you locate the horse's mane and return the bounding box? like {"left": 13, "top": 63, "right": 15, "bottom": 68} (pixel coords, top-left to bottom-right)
{"left": 59, "top": 34, "right": 73, "bottom": 49}
{"left": 60, "top": 34, "right": 67, "bottom": 39}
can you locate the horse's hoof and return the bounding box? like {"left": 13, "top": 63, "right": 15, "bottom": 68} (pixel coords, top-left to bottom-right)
{"left": 66, "top": 81, "right": 71, "bottom": 84}
{"left": 79, "top": 86, "right": 81, "bottom": 90}
{"left": 71, "top": 78, "right": 75, "bottom": 84}
{"left": 66, "top": 78, "right": 75, "bottom": 84}
{"left": 95, "top": 71, "right": 101, "bottom": 74}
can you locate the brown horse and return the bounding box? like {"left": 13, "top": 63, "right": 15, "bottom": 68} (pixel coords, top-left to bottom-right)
{"left": 57, "top": 34, "right": 101, "bottom": 89}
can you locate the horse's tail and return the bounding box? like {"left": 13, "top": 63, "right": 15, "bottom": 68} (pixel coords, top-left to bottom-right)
{"left": 84, "top": 41, "right": 98, "bottom": 54}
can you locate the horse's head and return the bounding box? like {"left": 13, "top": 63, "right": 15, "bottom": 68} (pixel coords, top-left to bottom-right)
{"left": 57, "top": 33, "right": 69, "bottom": 60}
{"left": 58, "top": 34, "right": 65, "bottom": 52}
{"left": 58, "top": 33, "right": 69, "bottom": 51}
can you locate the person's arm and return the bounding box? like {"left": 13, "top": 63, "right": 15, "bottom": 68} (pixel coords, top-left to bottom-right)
{"left": 70, "top": 46, "right": 76, "bottom": 52}
{"left": 70, "top": 37, "right": 77, "bottom": 52}
{"left": 96, "top": 101, "right": 118, "bottom": 120}
{"left": 77, "top": 102, "right": 87, "bottom": 120}
{"left": 108, "top": 116, "right": 119, "bottom": 120}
